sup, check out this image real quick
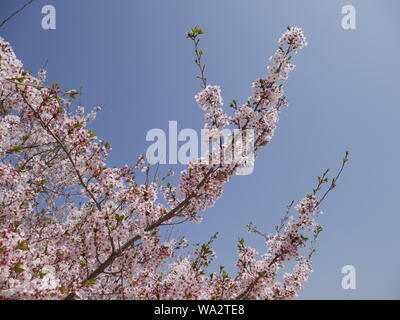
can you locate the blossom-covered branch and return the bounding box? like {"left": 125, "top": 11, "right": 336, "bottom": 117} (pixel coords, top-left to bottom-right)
{"left": 0, "top": 26, "right": 346, "bottom": 300}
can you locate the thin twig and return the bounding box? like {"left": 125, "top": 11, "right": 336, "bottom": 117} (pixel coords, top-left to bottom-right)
{"left": 0, "top": 0, "right": 36, "bottom": 29}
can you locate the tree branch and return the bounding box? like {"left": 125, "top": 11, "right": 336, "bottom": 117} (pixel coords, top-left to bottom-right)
{"left": 0, "top": 0, "right": 36, "bottom": 29}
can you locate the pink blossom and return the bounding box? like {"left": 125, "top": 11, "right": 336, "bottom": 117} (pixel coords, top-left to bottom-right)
{"left": 0, "top": 27, "right": 330, "bottom": 300}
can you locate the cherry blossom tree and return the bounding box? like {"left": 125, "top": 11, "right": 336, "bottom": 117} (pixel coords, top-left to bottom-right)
{"left": 0, "top": 26, "right": 348, "bottom": 300}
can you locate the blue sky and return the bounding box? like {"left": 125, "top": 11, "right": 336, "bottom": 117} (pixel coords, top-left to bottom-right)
{"left": 1, "top": 0, "right": 400, "bottom": 299}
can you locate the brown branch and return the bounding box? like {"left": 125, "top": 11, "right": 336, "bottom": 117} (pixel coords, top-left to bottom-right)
{"left": 19, "top": 91, "right": 103, "bottom": 212}
{"left": 235, "top": 152, "right": 350, "bottom": 300}
{"left": 235, "top": 254, "right": 281, "bottom": 300}
{"left": 64, "top": 167, "right": 216, "bottom": 300}
{"left": 0, "top": 0, "right": 36, "bottom": 29}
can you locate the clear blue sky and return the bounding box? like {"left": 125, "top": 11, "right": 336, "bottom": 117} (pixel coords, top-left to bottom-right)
{"left": 1, "top": 0, "right": 400, "bottom": 299}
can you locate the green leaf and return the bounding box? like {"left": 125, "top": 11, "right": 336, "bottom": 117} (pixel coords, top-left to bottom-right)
{"left": 11, "top": 145, "right": 23, "bottom": 153}
{"left": 12, "top": 263, "right": 25, "bottom": 274}
{"left": 20, "top": 200, "right": 29, "bottom": 207}
{"left": 300, "top": 235, "right": 309, "bottom": 241}
{"left": 13, "top": 221, "right": 22, "bottom": 229}
{"left": 84, "top": 279, "right": 96, "bottom": 286}
{"left": 16, "top": 167, "right": 25, "bottom": 174}
{"left": 192, "top": 26, "right": 204, "bottom": 35}
{"left": 87, "top": 129, "right": 96, "bottom": 138}
{"left": 16, "top": 240, "right": 29, "bottom": 251}
{"left": 67, "top": 90, "right": 78, "bottom": 99}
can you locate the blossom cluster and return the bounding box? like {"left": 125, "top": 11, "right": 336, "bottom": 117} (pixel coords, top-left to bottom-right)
{"left": 195, "top": 85, "right": 229, "bottom": 130}
{"left": 0, "top": 27, "right": 319, "bottom": 300}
